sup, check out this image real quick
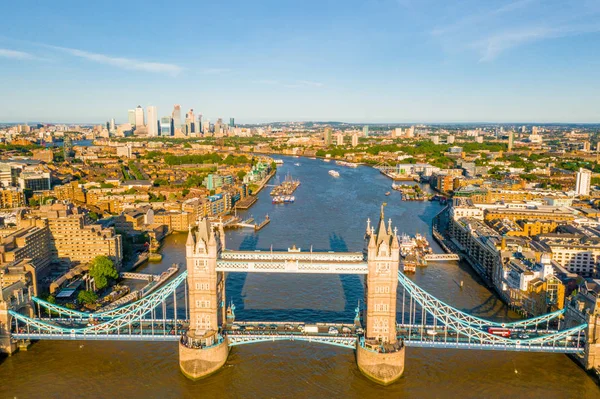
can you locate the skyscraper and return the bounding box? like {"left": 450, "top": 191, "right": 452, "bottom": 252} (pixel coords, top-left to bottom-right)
{"left": 576, "top": 168, "right": 592, "bottom": 196}
{"left": 160, "top": 116, "right": 173, "bottom": 136}
{"left": 351, "top": 133, "right": 359, "bottom": 147}
{"left": 110, "top": 118, "right": 115, "bottom": 132}
{"left": 336, "top": 133, "right": 344, "bottom": 146}
{"left": 147, "top": 106, "right": 158, "bottom": 137}
{"left": 508, "top": 131, "right": 514, "bottom": 152}
{"left": 128, "top": 109, "right": 136, "bottom": 126}
{"left": 229, "top": 118, "right": 235, "bottom": 127}
{"left": 363, "top": 125, "right": 369, "bottom": 138}
{"left": 172, "top": 104, "right": 182, "bottom": 129}
{"left": 135, "top": 105, "right": 145, "bottom": 127}
{"left": 324, "top": 127, "right": 332, "bottom": 146}
{"left": 197, "top": 114, "right": 203, "bottom": 134}
{"left": 185, "top": 109, "right": 195, "bottom": 134}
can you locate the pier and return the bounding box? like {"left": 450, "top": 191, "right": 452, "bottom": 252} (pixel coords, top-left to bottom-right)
{"left": 424, "top": 254, "right": 460, "bottom": 261}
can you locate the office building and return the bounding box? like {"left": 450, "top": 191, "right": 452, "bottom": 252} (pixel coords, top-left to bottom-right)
{"left": 135, "top": 105, "right": 145, "bottom": 127}
{"left": 172, "top": 104, "right": 182, "bottom": 129}
{"left": 575, "top": 168, "right": 591, "bottom": 196}
{"left": 128, "top": 109, "right": 136, "bottom": 126}
{"left": 161, "top": 117, "right": 174, "bottom": 136}
{"left": 363, "top": 125, "right": 369, "bottom": 138}
{"left": 229, "top": 118, "right": 235, "bottom": 127}
{"left": 110, "top": 118, "right": 115, "bottom": 132}
{"left": 18, "top": 171, "right": 51, "bottom": 192}
{"left": 197, "top": 114, "right": 203, "bottom": 134}
{"left": 185, "top": 109, "right": 195, "bottom": 135}
{"left": 147, "top": 106, "right": 158, "bottom": 137}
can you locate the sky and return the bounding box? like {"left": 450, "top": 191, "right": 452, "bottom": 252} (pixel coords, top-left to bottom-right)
{"left": 0, "top": 0, "right": 599, "bottom": 124}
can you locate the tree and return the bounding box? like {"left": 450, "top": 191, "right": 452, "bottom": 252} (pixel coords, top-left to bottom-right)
{"left": 89, "top": 255, "right": 118, "bottom": 290}
{"left": 78, "top": 290, "right": 98, "bottom": 305}
{"left": 237, "top": 170, "right": 247, "bottom": 180}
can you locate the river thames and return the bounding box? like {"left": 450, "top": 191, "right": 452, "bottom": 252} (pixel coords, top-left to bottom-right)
{"left": 1, "top": 156, "right": 598, "bottom": 398}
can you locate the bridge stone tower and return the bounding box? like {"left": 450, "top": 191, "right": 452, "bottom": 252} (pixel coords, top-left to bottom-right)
{"left": 179, "top": 217, "right": 229, "bottom": 380}
{"left": 356, "top": 206, "right": 405, "bottom": 385}
{"left": 564, "top": 282, "right": 600, "bottom": 371}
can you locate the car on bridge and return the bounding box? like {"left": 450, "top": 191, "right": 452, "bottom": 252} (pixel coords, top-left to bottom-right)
{"left": 230, "top": 324, "right": 242, "bottom": 330}
{"left": 284, "top": 324, "right": 295, "bottom": 331}
{"left": 269, "top": 324, "right": 278, "bottom": 330}
{"left": 328, "top": 327, "right": 339, "bottom": 335}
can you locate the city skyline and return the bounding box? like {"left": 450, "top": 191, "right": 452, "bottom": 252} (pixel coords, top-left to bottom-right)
{"left": 1, "top": 1, "right": 600, "bottom": 123}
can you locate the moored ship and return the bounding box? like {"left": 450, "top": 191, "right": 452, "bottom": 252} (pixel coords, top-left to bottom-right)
{"left": 328, "top": 170, "right": 340, "bottom": 177}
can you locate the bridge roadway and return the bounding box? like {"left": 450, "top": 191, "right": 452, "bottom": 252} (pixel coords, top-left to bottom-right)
{"left": 217, "top": 250, "right": 368, "bottom": 274}
{"left": 11, "top": 319, "right": 585, "bottom": 353}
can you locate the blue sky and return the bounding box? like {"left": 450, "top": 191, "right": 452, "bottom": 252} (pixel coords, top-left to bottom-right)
{"left": 0, "top": 0, "right": 599, "bottom": 124}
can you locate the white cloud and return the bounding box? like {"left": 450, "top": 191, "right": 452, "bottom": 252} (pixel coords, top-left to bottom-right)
{"left": 474, "top": 23, "right": 600, "bottom": 62}
{"left": 430, "top": 0, "right": 600, "bottom": 61}
{"left": 0, "top": 48, "right": 37, "bottom": 60}
{"left": 48, "top": 45, "right": 183, "bottom": 75}
{"left": 432, "top": 0, "right": 537, "bottom": 36}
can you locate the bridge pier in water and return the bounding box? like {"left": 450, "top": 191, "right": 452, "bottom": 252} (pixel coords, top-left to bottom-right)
{"left": 180, "top": 218, "right": 229, "bottom": 380}
{"left": 357, "top": 207, "right": 405, "bottom": 385}
{"left": 0, "top": 301, "right": 18, "bottom": 355}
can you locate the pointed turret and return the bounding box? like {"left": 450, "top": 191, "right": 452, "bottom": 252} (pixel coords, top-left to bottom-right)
{"left": 197, "top": 217, "right": 212, "bottom": 246}
{"left": 376, "top": 205, "right": 390, "bottom": 246}
{"left": 391, "top": 229, "right": 400, "bottom": 249}
{"left": 368, "top": 231, "right": 377, "bottom": 248}
{"left": 186, "top": 225, "right": 195, "bottom": 247}
{"left": 186, "top": 225, "right": 195, "bottom": 257}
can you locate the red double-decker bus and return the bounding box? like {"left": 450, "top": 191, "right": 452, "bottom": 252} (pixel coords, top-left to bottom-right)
{"left": 487, "top": 327, "right": 511, "bottom": 338}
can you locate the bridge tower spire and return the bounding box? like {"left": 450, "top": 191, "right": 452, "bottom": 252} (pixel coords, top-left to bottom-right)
{"left": 179, "top": 216, "right": 229, "bottom": 380}
{"left": 357, "top": 206, "right": 405, "bottom": 385}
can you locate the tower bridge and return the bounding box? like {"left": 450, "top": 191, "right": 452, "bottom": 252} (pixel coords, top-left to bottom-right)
{"left": 1, "top": 207, "right": 598, "bottom": 386}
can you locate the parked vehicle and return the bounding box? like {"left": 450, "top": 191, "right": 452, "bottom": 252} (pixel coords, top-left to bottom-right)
{"left": 304, "top": 325, "right": 319, "bottom": 334}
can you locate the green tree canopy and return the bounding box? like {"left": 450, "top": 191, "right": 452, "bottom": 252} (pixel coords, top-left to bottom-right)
{"left": 89, "top": 256, "right": 118, "bottom": 290}
{"left": 78, "top": 290, "right": 98, "bottom": 305}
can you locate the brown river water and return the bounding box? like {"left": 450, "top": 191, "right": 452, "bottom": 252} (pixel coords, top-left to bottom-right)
{"left": 1, "top": 156, "right": 598, "bottom": 398}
